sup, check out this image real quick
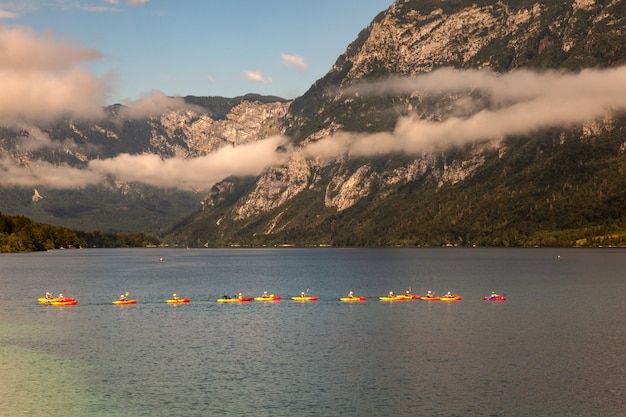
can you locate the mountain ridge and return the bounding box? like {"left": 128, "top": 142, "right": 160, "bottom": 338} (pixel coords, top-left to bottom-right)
{"left": 2, "top": 0, "right": 626, "bottom": 247}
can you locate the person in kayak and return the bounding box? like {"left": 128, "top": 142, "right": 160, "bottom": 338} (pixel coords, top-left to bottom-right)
{"left": 489, "top": 291, "right": 501, "bottom": 299}
{"left": 300, "top": 291, "right": 306, "bottom": 298}
{"left": 45, "top": 292, "right": 52, "bottom": 300}
{"left": 261, "top": 291, "right": 269, "bottom": 298}
{"left": 426, "top": 290, "right": 434, "bottom": 298}
{"left": 237, "top": 293, "right": 243, "bottom": 300}
{"left": 348, "top": 291, "right": 354, "bottom": 298}
{"left": 388, "top": 291, "right": 394, "bottom": 298}
{"left": 58, "top": 293, "right": 65, "bottom": 301}
{"left": 119, "top": 294, "right": 126, "bottom": 301}
{"left": 445, "top": 291, "right": 453, "bottom": 297}
{"left": 172, "top": 293, "right": 179, "bottom": 301}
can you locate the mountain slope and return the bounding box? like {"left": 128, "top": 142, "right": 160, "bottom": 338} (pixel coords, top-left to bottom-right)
{"left": 168, "top": 0, "right": 626, "bottom": 247}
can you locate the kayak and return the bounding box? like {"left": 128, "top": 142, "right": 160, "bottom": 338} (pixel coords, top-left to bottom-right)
{"left": 440, "top": 295, "right": 462, "bottom": 301}
{"left": 340, "top": 296, "right": 366, "bottom": 302}
{"left": 291, "top": 295, "right": 318, "bottom": 301}
{"left": 49, "top": 299, "right": 78, "bottom": 306}
{"left": 112, "top": 299, "right": 137, "bottom": 305}
{"left": 399, "top": 294, "right": 420, "bottom": 300}
{"left": 38, "top": 297, "right": 75, "bottom": 303}
{"left": 217, "top": 297, "right": 253, "bottom": 303}
{"left": 379, "top": 296, "right": 405, "bottom": 301}
{"left": 165, "top": 298, "right": 190, "bottom": 303}
{"left": 420, "top": 296, "right": 441, "bottom": 301}
{"left": 254, "top": 295, "right": 281, "bottom": 301}
{"left": 483, "top": 295, "right": 507, "bottom": 301}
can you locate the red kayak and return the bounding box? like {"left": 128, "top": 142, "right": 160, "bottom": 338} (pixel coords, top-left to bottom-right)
{"left": 483, "top": 295, "right": 507, "bottom": 301}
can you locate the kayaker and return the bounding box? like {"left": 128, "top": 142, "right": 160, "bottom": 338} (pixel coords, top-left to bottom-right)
{"left": 45, "top": 292, "right": 52, "bottom": 300}
{"left": 300, "top": 291, "right": 306, "bottom": 298}
{"left": 404, "top": 290, "right": 411, "bottom": 297}
{"left": 445, "top": 291, "right": 453, "bottom": 297}
{"left": 388, "top": 291, "right": 394, "bottom": 298}
{"left": 172, "top": 293, "right": 179, "bottom": 301}
{"left": 58, "top": 293, "right": 65, "bottom": 301}
{"left": 426, "top": 290, "right": 434, "bottom": 298}
{"left": 262, "top": 291, "right": 269, "bottom": 298}
{"left": 238, "top": 293, "right": 243, "bottom": 300}
{"left": 490, "top": 291, "right": 500, "bottom": 299}
{"left": 348, "top": 291, "right": 354, "bottom": 298}
{"left": 119, "top": 294, "right": 126, "bottom": 301}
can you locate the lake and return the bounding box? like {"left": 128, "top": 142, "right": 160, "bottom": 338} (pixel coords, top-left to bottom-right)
{"left": 0, "top": 247, "right": 624, "bottom": 416}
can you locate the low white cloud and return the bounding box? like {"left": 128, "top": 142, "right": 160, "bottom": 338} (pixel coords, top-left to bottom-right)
{"left": 244, "top": 70, "right": 272, "bottom": 83}
{"left": 128, "top": 0, "right": 149, "bottom": 5}
{"left": 281, "top": 54, "right": 307, "bottom": 70}
{"left": 0, "top": 135, "right": 290, "bottom": 190}
{"left": 306, "top": 66, "right": 626, "bottom": 158}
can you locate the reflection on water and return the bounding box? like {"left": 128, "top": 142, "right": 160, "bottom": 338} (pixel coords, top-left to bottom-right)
{"left": 0, "top": 248, "right": 625, "bottom": 416}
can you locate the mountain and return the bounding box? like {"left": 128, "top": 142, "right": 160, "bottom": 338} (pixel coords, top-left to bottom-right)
{"left": 168, "top": 0, "right": 626, "bottom": 247}
{"left": 0, "top": 94, "right": 289, "bottom": 234}
{"left": 2, "top": 0, "right": 626, "bottom": 247}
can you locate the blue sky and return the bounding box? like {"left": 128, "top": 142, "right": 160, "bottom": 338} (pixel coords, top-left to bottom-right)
{"left": 0, "top": 0, "right": 393, "bottom": 104}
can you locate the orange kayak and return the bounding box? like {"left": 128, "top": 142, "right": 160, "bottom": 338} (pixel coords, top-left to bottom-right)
{"left": 112, "top": 299, "right": 137, "bottom": 305}
{"left": 440, "top": 295, "right": 462, "bottom": 301}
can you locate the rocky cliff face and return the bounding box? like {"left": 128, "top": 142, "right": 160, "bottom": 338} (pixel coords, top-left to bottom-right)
{"left": 2, "top": 0, "right": 626, "bottom": 246}
{"left": 180, "top": 0, "right": 626, "bottom": 247}
{"left": 0, "top": 98, "right": 289, "bottom": 233}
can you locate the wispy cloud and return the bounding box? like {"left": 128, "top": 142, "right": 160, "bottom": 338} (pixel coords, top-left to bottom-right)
{"left": 5, "top": 66, "right": 626, "bottom": 192}
{"left": 305, "top": 66, "right": 626, "bottom": 158}
{"left": 0, "top": 9, "right": 18, "bottom": 18}
{"left": 244, "top": 70, "right": 272, "bottom": 83}
{"left": 128, "top": 0, "right": 149, "bottom": 5}
{"left": 0, "top": 135, "right": 290, "bottom": 190}
{"left": 281, "top": 54, "right": 307, "bottom": 70}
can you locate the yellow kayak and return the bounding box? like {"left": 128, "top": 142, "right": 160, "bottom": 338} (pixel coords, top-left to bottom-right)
{"left": 39, "top": 297, "right": 75, "bottom": 304}
{"left": 217, "top": 297, "right": 253, "bottom": 303}
{"left": 340, "top": 296, "right": 366, "bottom": 302}
{"left": 166, "top": 298, "right": 190, "bottom": 303}
{"left": 440, "top": 295, "right": 462, "bottom": 301}
{"left": 291, "top": 295, "right": 318, "bottom": 301}
{"left": 379, "top": 296, "right": 405, "bottom": 301}
{"left": 254, "top": 295, "right": 281, "bottom": 301}
{"left": 49, "top": 299, "right": 77, "bottom": 306}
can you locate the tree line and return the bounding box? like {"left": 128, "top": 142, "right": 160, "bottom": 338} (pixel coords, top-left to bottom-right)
{"left": 0, "top": 211, "right": 161, "bottom": 253}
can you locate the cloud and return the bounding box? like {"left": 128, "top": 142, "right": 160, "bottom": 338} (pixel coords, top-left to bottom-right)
{"left": 0, "top": 9, "right": 18, "bottom": 18}
{"left": 128, "top": 0, "right": 149, "bottom": 5}
{"left": 119, "top": 91, "right": 199, "bottom": 119}
{"left": 5, "top": 66, "right": 626, "bottom": 193}
{"left": 244, "top": 70, "right": 272, "bottom": 83}
{"left": 305, "top": 66, "right": 626, "bottom": 158}
{"left": 0, "top": 135, "right": 290, "bottom": 190}
{"left": 0, "top": 26, "right": 108, "bottom": 124}
{"left": 281, "top": 54, "right": 307, "bottom": 70}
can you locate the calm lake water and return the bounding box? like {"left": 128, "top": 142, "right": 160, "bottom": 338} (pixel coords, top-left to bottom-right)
{"left": 0, "top": 247, "right": 624, "bottom": 417}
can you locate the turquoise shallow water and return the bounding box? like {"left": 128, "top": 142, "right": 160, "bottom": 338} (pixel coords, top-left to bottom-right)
{"left": 1, "top": 248, "right": 625, "bottom": 416}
